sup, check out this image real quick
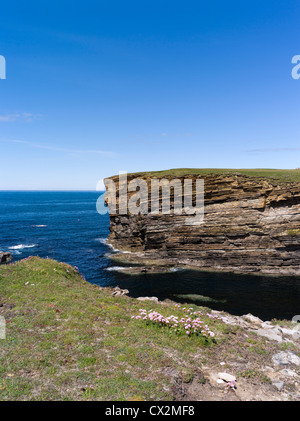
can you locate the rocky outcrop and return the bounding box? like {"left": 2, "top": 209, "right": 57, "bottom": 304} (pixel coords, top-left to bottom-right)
{"left": 0, "top": 252, "right": 12, "bottom": 264}
{"left": 104, "top": 172, "right": 300, "bottom": 275}
{"left": 195, "top": 309, "right": 300, "bottom": 400}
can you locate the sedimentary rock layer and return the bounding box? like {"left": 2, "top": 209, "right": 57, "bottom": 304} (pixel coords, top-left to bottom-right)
{"left": 104, "top": 173, "right": 300, "bottom": 275}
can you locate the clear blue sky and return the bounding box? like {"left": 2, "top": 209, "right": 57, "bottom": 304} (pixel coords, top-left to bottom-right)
{"left": 0, "top": 0, "right": 299, "bottom": 190}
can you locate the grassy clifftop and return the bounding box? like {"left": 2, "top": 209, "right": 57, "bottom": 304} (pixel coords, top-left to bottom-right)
{"left": 125, "top": 168, "right": 300, "bottom": 184}
{"left": 0, "top": 257, "right": 299, "bottom": 401}
{"left": 0, "top": 257, "right": 222, "bottom": 400}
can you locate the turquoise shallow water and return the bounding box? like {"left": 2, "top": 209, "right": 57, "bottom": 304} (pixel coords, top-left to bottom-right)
{"left": 1, "top": 191, "right": 300, "bottom": 321}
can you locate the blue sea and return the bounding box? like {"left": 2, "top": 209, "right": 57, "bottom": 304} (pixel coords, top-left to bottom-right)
{"left": 1, "top": 191, "right": 300, "bottom": 321}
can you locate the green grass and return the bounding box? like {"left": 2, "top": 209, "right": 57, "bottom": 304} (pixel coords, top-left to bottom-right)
{"left": 1, "top": 257, "right": 296, "bottom": 400}
{"left": 287, "top": 229, "right": 300, "bottom": 236}
{"left": 237, "top": 369, "right": 272, "bottom": 384}
{"left": 0, "top": 257, "right": 227, "bottom": 401}
{"left": 122, "top": 168, "right": 300, "bottom": 184}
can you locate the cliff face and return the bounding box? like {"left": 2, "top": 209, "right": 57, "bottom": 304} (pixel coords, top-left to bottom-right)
{"left": 104, "top": 173, "right": 300, "bottom": 275}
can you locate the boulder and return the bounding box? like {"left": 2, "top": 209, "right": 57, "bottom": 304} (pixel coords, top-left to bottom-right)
{"left": 255, "top": 328, "right": 282, "bottom": 343}
{"left": 112, "top": 286, "right": 129, "bottom": 297}
{"left": 272, "top": 381, "right": 284, "bottom": 392}
{"left": 243, "top": 313, "right": 263, "bottom": 325}
{"left": 137, "top": 296, "right": 159, "bottom": 302}
{"left": 0, "top": 252, "right": 12, "bottom": 264}
{"left": 218, "top": 372, "right": 236, "bottom": 382}
{"left": 272, "top": 351, "right": 300, "bottom": 366}
{"left": 280, "top": 327, "right": 300, "bottom": 340}
{"left": 280, "top": 368, "right": 298, "bottom": 378}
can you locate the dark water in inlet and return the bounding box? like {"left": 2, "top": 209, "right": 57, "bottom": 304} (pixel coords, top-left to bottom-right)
{"left": 1, "top": 191, "right": 300, "bottom": 321}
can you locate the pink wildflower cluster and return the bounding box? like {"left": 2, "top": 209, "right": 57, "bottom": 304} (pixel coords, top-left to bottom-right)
{"left": 174, "top": 304, "right": 223, "bottom": 321}
{"left": 131, "top": 304, "right": 223, "bottom": 339}
{"left": 226, "top": 380, "right": 236, "bottom": 390}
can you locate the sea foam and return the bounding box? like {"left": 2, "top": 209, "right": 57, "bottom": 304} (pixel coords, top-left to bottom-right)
{"left": 105, "top": 266, "right": 127, "bottom": 272}
{"left": 96, "top": 238, "right": 128, "bottom": 253}
{"left": 8, "top": 244, "right": 37, "bottom": 250}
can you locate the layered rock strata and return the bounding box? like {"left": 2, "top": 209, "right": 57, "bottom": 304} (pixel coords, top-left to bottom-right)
{"left": 104, "top": 173, "right": 300, "bottom": 275}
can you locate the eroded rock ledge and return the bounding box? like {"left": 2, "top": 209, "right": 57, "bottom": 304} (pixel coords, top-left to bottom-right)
{"left": 0, "top": 252, "right": 12, "bottom": 264}
{"left": 104, "top": 172, "right": 300, "bottom": 275}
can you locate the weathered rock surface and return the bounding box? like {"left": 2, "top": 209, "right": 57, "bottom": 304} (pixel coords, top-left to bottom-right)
{"left": 218, "top": 372, "right": 236, "bottom": 382}
{"left": 193, "top": 309, "right": 300, "bottom": 400}
{"left": 0, "top": 252, "right": 12, "bottom": 264}
{"left": 105, "top": 173, "right": 300, "bottom": 275}
{"left": 136, "top": 296, "right": 159, "bottom": 302}
{"left": 111, "top": 286, "right": 129, "bottom": 297}
{"left": 272, "top": 351, "right": 300, "bottom": 366}
{"left": 255, "top": 328, "right": 283, "bottom": 343}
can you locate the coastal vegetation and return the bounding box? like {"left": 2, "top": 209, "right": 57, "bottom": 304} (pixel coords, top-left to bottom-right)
{"left": 127, "top": 168, "right": 300, "bottom": 185}
{"left": 0, "top": 257, "right": 299, "bottom": 400}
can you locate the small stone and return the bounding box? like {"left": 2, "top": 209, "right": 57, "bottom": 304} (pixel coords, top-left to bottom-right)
{"left": 220, "top": 362, "right": 226, "bottom": 366}
{"left": 220, "top": 315, "right": 238, "bottom": 325}
{"left": 272, "top": 381, "right": 284, "bottom": 391}
{"left": 293, "top": 330, "right": 300, "bottom": 341}
{"left": 243, "top": 313, "right": 263, "bottom": 325}
{"left": 218, "top": 372, "right": 236, "bottom": 382}
{"left": 256, "top": 328, "right": 282, "bottom": 343}
{"left": 137, "top": 296, "right": 159, "bottom": 302}
{"left": 272, "top": 351, "right": 300, "bottom": 366}
{"left": 261, "top": 321, "right": 274, "bottom": 329}
{"left": 280, "top": 327, "right": 297, "bottom": 337}
{"left": 112, "top": 287, "right": 129, "bottom": 297}
{"left": 280, "top": 368, "right": 298, "bottom": 378}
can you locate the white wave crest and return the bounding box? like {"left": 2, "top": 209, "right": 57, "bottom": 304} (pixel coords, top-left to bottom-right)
{"left": 96, "top": 238, "right": 131, "bottom": 254}
{"left": 8, "top": 244, "right": 37, "bottom": 250}
{"left": 105, "top": 266, "right": 127, "bottom": 272}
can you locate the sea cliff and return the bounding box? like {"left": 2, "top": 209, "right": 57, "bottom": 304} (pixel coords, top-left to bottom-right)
{"left": 104, "top": 169, "right": 300, "bottom": 275}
